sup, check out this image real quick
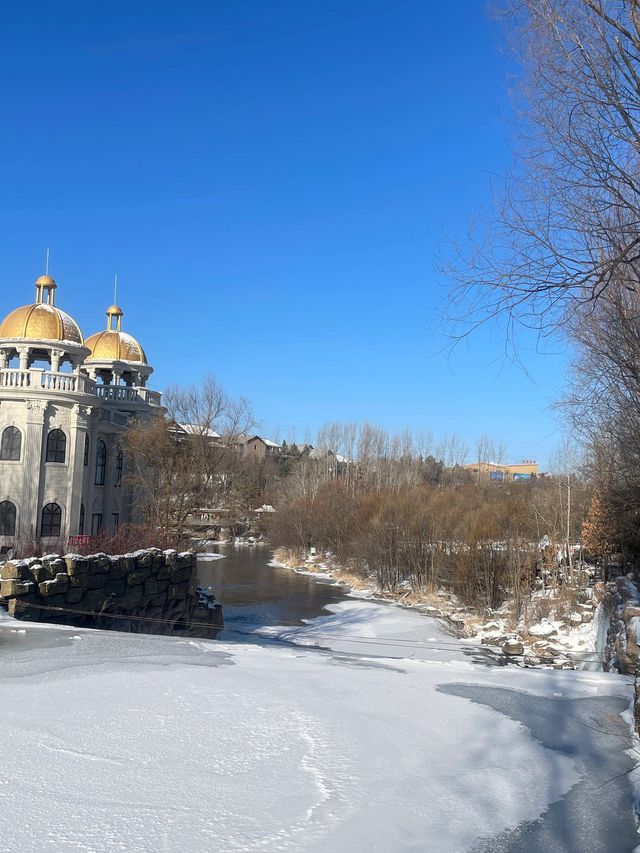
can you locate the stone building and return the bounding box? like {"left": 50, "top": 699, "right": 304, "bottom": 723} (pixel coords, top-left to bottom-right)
{"left": 0, "top": 273, "right": 161, "bottom": 549}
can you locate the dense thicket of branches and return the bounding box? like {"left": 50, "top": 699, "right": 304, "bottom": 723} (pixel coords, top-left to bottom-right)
{"left": 563, "top": 284, "right": 640, "bottom": 558}
{"left": 266, "top": 473, "right": 590, "bottom": 613}
{"left": 123, "top": 376, "right": 253, "bottom": 540}
{"left": 450, "top": 0, "right": 640, "bottom": 338}
{"left": 261, "top": 422, "right": 590, "bottom": 613}
{"left": 450, "top": 1, "right": 640, "bottom": 562}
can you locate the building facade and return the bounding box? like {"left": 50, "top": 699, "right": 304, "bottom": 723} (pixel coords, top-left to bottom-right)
{"left": 463, "top": 460, "right": 540, "bottom": 481}
{"left": 0, "top": 273, "right": 161, "bottom": 549}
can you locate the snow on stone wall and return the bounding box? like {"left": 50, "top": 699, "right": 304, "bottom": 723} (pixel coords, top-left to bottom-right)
{"left": 0, "top": 549, "right": 223, "bottom": 637}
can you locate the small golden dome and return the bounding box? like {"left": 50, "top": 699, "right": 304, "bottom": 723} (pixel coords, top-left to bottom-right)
{"left": 35, "top": 274, "right": 57, "bottom": 288}
{"left": 0, "top": 303, "right": 83, "bottom": 344}
{"left": 85, "top": 303, "right": 147, "bottom": 364}
{"left": 85, "top": 329, "right": 147, "bottom": 364}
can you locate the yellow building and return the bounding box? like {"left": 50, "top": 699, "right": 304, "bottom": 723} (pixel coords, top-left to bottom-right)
{"left": 464, "top": 460, "right": 539, "bottom": 481}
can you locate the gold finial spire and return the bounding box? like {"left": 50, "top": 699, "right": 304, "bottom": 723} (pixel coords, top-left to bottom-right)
{"left": 34, "top": 266, "right": 57, "bottom": 304}
{"left": 106, "top": 302, "right": 123, "bottom": 332}
{"left": 34, "top": 248, "right": 56, "bottom": 303}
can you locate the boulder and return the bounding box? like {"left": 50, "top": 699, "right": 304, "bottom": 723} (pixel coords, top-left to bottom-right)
{"left": 144, "top": 578, "right": 159, "bottom": 596}
{"left": 169, "top": 566, "right": 192, "bottom": 584}
{"left": 43, "top": 558, "right": 66, "bottom": 578}
{"left": 88, "top": 561, "right": 109, "bottom": 578}
{"left": 7, "top": 598, "right": 40, "bottom": 620}
{"left": 31, "top": 564, "right": 55, "bottom": 583}
{"left": 105, "top": 579, "right": 126, "bottom": 598}
{"left": 109, "top": 558, "right": 126, "bottom": 580}
{"left": 0, "top": 563, "right": 33, "bottom": 582}
{"left": 503, "top": 639, "right": 525, "bottom": 656}
{"left": 0, "top": 579, "right": 34, "bottom": 597}
{"left": 38, "top": 574, "right": 69, "bottom": 597}
{"left": 527, "top": 621, "right": 558, "bottom": 638}
{"left": 65, "top": 557, "right": 89, "bottom": 576}
{"left": 156, "top": 564, "right": 171, "bottom": 581}
{"left": 65, "top": 588, "right": 84, "bottom": 605}
{"left": 136, "top": 552, "right": 154, "bottom": 569}
{"left": 86, "top": 572, "right": 107, "bottom": 591}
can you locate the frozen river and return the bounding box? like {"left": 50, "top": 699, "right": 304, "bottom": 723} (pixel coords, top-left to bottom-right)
{"left": 195, "top": 546, "right": 639, "bottom": 851}
{"left": 0, "top": 547, "right": 635, "bottom": 851}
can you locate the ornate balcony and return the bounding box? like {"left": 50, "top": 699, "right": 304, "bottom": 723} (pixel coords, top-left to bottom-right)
{"left": 0, "top": 368, "right": 96, "bottom": 394}
{"left": 94, "top": 384, "right": 162, "bottom": 407}
{"left": 0, "top": 369, "right": 161, "bottom": 408}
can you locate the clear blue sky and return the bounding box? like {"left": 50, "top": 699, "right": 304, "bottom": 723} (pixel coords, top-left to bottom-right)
{"left": 0, "top": 0, "right": 568, "bottom": 467}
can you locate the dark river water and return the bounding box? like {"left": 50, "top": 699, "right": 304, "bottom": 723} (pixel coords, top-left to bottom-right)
{"left": 196, "top": 544, "right": 348, "bottom": 639}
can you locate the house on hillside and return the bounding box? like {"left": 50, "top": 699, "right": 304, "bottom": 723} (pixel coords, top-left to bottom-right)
{"left": 308, "top": 447, "right": 353, "bottom": 478}
{"left": 242, "top": 435, "right": 282, "bottom": 461}
{"left": 170, "top": 422, "right": 222, "bottom": 445}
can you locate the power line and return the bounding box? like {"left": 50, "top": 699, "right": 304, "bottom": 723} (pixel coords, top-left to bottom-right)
{"left": 1, "top": 600, "right": 607, "bottom": 664}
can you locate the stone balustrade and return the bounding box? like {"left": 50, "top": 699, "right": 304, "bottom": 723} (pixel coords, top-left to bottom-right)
{"left": 0, "top": 369, "right": 162, "bottom": 407}
{"left": 95, "top": 384, "right": 162, "bottom": 407}
{"left": 0, "top": 549, "right": 223, "bottom": 638}
{"left": 0, "top": 368, "right": 96, "bottom": 394}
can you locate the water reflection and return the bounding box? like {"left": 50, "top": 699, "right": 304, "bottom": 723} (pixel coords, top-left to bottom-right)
{"left": 197, "top": 545, "right": 349, "bottom": 639}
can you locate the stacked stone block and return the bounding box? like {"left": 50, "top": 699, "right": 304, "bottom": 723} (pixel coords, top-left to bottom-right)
{"left": 0, "top": 549, "right": 223, "bottom": 638}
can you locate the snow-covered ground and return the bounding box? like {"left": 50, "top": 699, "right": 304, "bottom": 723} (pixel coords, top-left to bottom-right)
{"left": 0, "top": 601, "right": 635, "bottom": 852}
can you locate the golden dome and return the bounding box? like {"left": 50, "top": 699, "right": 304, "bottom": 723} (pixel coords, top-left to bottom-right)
{"left": 35, "top": 275, "right": 57, "bottom": 288}
{"left": 85, "top": 303, "right": 147, "bottom": 364}
{"left": 0, "top": 273, "right": 83, "bottom": 344}
{"left": 0, "top": 303, "right": 83, "bottom": 344}
{"left": 85, "top": 330, "right": 147, "bottom": 363}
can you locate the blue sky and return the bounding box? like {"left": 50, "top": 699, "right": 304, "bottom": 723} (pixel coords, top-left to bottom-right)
{"left": 0, "top": 1, "right": 568, "bottom": 467}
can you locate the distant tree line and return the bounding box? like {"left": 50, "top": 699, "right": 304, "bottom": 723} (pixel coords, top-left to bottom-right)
{"left": 262, "top": 426, "right": 591, "bottom": 614}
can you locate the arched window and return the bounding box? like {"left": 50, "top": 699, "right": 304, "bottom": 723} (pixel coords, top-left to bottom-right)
{"left": 95, "top": 439, "right": 106, "bottom": 485}
{"left": 115, "top": 447, "right": 123, "bottom": 487}
{"left": 46, "top": 429, "right": 66, "bottom": 463}
{"left": 79, "top": 503, "right": 85, "bottom": 536}
{"left": 41, "top": 503, "right": 62, "bottom": 537}
{"left": 84, "top": 435, "right": 89, "bottom": 467}
{"left": 0, "top": 427, "right": 21, "bottom": 461}
{"left": 0, "top": 501, "right": 16, "bottom": 536}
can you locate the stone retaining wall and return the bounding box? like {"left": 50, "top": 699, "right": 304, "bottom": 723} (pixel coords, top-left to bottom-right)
{"left": 0, "top": 549, "right": 223, "bottom": 638}
{"left": 601, "top": 574, "right": 640, "bottom": 735}
{"left": 603, "top": 574, "right": 640, "bottom": 677}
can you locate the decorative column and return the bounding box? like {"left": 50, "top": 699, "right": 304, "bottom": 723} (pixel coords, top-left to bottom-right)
{"left": 18, "top": 346, "right": 29, "bottom": 371}
{"left": 66, "top": 404, "right": 92, "bottom": 539}
{"left": 50, "top": 348, "right": 62, "bottom": 374}
{"left": 21, "top": 399, "right": 47, "bottom": 541}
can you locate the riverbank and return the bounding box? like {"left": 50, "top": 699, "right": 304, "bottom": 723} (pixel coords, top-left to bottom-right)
{"left": 0, "top": 592, "right": 635, "bottom": 853}
{"left": 271, "top": 546, "right": 605, "bottom": 670}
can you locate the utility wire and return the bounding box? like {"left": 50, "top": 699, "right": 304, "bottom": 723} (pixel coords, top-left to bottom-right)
{"left": 1, "top": 600, "right": 607, "bottom": 663}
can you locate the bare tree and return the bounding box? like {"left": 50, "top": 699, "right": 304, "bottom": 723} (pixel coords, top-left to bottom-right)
{"left": 448, "top": 0, "right": 640, "bottom": 343}
{"left": 550, "top": 438, "right": 584, "bottom": 580}
{"left": 123, "top": 375, "right": 253, "bottom": 540}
